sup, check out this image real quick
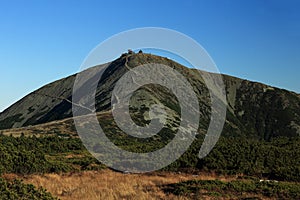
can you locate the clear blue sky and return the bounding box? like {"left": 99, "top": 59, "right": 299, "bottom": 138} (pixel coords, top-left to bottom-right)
{"left": 0, "top": 0, "right": 299, "bottom": 112}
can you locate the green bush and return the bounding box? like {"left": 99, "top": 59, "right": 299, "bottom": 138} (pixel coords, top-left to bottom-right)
{"left": 0, "top": 134, "right": 85, "bottom": 175}
{"left": 0, "top": 178, "right": 57, "bottom": 200}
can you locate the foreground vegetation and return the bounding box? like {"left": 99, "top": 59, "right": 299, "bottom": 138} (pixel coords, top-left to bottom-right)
{"left": 0, "top": 133, "right": 299, "bottom": 181}
{"left": 0, "top": 132, "right": 299, "bottom": 199}
{"left": 0, "top": 134, "right": 104, "bottom": 175}
{"left": 186, "top": 136, "right": 300, "bottom": 182}
{"left": 164, "top": 179, "right": 300, "bottom": 199}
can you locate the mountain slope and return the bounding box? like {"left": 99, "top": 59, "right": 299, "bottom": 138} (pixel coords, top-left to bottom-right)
{"left": 0, "top": 52, "right": 300, "bottom": 140}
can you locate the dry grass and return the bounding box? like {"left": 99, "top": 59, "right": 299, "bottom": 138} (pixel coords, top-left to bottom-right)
{"left": 3, "top": 170, "right": 235, "bottom": 200}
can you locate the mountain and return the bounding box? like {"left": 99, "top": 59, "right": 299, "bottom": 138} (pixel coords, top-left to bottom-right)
{"left": 1, "top": 52, "right": 300, "bottom": 141}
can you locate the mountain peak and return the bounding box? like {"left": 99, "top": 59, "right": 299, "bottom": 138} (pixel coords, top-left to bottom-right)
{"left": 0, "top": 53, "right": 299, "bottom": 141}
